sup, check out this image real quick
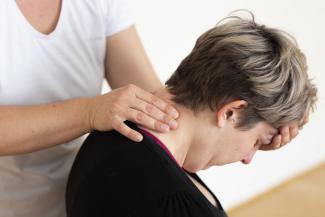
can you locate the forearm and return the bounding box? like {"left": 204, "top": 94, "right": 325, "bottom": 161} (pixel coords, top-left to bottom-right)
{"left": 0, "top": 97, "right": 92, "bottom": 156}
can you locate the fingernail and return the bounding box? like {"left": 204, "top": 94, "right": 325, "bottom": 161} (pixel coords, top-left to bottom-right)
{"left": 135, "top": 134, "right": 143, "bottom": 142}
{"left": 160, "top": 124, "right": 170, "bottom": 132}
{"left": 169, "top": 120, "right": 178, "bottom": 129}
{"left": 171, "top": 109, "right": 179, "bottom": 118}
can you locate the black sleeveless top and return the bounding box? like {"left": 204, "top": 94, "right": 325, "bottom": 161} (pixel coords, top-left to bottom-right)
{"left": 66, "top": 121, "right": 228, "bottom": 217}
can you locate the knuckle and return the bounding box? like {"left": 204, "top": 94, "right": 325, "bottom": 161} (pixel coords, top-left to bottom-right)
{"left": 126, "top": 84, "right": 136, "bottom": 92}
{"left": 136, "top": 111, "right": 145, "bottom": 122}
{"left": 119, "top": 96, "right": 134, "bottom": 107}
{"left": 163, "top": 115, "right": 172, "bottom": 124}
{"left": 145, "top": 104, "right": 155, "bottom": 115}
{"left": 115, "top": 121, "right": 125, "bottom": 132}
{"left": 165, "top": 105, "right": 174, "bottom": 113}
{"left": 128, "top": 130, "right": 138, "bottom": 140}
{"left": 151, "top": 96, "right": 160, "bottom": 105}
{"left": 154, "top": 120, "right": 162, "bottom": 130}
{"left": 121, "top": 86, "right": 136, "bottom": 100}
{"left": 120, "top": 92, "right": 130, "bottom": 101}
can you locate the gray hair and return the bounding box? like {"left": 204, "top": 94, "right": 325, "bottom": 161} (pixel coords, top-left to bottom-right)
{"left": 166, "top": 10, "right": 317, "bottom": 129}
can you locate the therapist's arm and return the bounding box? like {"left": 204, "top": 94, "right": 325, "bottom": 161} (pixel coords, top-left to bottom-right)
{"left": 105, "top": 25, "right": 162, "bottom": 92}
{"left": 0, "top": 98, "right": 92, "bottom": 156}
{"left": 104, "top": 25, "right": 179, "bottom": 134}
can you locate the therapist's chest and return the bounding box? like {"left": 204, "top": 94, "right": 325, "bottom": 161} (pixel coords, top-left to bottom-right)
{"left": 15, "top": 0, "right": 62, "bottom": 35}
{"left": 0, "top": 0, "right": 107, "bottom": 105}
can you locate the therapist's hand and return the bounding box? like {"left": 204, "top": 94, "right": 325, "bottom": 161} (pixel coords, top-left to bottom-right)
{"left": 86, "top": 84, "right": 179, "bottom": 142}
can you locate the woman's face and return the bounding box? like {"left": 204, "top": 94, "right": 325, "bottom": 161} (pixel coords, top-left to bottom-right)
{"left": 209, "top": 121, "right": 279, "bottom": 166}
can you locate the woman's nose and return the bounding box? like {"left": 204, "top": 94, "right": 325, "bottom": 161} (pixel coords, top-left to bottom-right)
{"left": 241, "top": 149, "right": 257, "bottom": 164}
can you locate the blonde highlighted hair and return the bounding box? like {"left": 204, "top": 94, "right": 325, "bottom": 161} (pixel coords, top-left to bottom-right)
{"left": 166, "top": 10, "right": 317, "bottom": 129}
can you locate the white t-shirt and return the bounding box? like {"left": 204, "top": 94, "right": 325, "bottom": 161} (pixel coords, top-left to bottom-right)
{"left": 0, "top": 0, "right": 134, "bottom": 216}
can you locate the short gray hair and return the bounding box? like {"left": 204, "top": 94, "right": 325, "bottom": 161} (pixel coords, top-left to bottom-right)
{"left": 166, "top": 11, "right": 317, "bottom": 129}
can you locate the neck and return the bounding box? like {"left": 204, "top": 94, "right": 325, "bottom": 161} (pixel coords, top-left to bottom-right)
{"left": 137, "top": 86, "right": 209, "bottom": 172}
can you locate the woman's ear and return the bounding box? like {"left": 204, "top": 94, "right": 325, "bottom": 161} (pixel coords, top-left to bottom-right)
{"left": 216, "top": 100, "right": 248, "bottom": 127}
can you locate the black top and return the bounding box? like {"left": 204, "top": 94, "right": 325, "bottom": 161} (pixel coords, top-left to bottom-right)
{"left": 66, "top": 121, "right": 228, "bottom": 217}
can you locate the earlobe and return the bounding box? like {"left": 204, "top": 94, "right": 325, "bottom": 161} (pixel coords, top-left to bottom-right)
{"left": 216, "top": 107, "right": 231, "bottom": 128}
{"left": 216, "top": 115, "right": 226, "bottom": 128}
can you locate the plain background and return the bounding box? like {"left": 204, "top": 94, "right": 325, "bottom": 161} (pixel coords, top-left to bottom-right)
{"left": 102, "top": 0, "right": 325, "bottom": 209}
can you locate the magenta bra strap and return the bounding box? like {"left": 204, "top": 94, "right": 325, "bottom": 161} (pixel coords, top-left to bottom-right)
{"left": 138, "top": 127, "right": 181, "bottom": 168}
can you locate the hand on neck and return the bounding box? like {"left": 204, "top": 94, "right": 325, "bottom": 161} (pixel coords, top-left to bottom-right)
{"left": 137, "top": 86, "right": 197, "bottom": 169}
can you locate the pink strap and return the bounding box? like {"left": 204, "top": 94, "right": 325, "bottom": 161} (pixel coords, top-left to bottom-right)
{"left": 138, "top": 127, "right": 181, "bottom": 168}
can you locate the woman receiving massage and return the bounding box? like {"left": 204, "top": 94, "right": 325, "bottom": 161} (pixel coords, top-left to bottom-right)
{"left": 66, "top": 13, "right": 317, "bottom": 217}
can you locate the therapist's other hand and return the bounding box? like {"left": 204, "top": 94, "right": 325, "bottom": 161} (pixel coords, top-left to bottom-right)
{"left": 86, "top": 84, "right": 179, "bottom": 142}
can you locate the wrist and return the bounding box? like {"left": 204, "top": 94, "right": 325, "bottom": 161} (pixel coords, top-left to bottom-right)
{"left": 79, "top": 96, "right": 96, "bottom": 132}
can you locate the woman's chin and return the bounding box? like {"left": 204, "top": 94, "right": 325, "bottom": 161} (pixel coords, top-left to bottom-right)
{"left": 183, "top": 164, "right": 201, "bottom": 173}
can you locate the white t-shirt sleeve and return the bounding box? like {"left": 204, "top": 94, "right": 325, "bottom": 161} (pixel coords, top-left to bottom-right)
{"left": 102, "top": 0, "right": 135, "bottom": 37}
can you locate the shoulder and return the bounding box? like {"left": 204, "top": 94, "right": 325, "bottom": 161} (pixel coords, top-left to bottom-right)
{"left": 78, "top": 121, "right": 175, "bottom": 181}
{"left": 69, "top": 120, "right": 178, "bottom": 192}
{"left": 76, "top": 122, "right": 162, "bottom": 169}
{"left": 97, "top": 0, "right": 135, "bottom": 37}
{"left": 67, "top": 122, "right": 188, "bottom": 216}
